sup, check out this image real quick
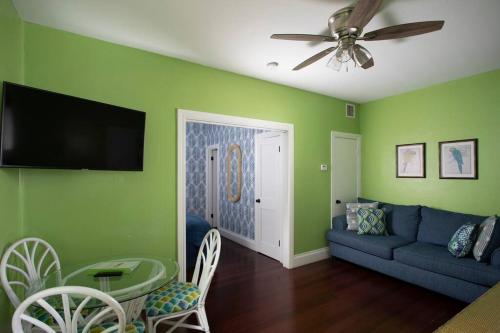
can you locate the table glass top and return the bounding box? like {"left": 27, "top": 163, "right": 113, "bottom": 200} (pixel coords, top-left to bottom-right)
{"left": 29, "top": 257, "right": 178, "bottom": 310}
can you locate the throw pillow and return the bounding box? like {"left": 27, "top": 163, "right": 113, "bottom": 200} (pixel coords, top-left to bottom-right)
{"left": 357, "top": 208, "right": 387, "bottom": 236}
{"left": 473, "top": 216, "right": 500, "bottom": 262}
{"left": 346, "top": 202, "right": 378, "bottom": 231}
{"left": 448, "top": 223, "right": 479, "bottom": 258}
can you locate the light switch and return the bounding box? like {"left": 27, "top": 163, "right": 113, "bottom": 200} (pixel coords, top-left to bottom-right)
{"left": 320, "top": 164, "right": 328, "bottom": 171}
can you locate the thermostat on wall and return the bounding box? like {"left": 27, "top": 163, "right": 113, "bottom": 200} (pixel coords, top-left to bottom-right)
{"left": 320, "top": 164, "right": 328, "bottom": 171}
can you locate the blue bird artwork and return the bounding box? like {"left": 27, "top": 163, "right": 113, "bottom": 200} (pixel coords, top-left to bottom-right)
{"left": 450, "top": 147, "right": 464, "bottom": 174}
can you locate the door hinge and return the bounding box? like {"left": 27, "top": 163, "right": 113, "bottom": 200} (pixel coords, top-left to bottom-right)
{"left": 278, "top": 146, "right": 281, "bottom": 152}
{"left": 211, "top": 156, "right": 214, "bottom": 161}
{"left": 278, "top": 240, "right": 281, "bottom": 247}
{"left": 210, "top": 213, "right": 214, "bottom": 218}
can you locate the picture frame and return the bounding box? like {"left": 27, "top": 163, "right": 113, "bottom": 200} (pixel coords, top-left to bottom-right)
{"left": 396, "top": 143, "right": 426, "bottom": 178}
{"left": 439, "top": 139, "right": 478, "bottom": 179}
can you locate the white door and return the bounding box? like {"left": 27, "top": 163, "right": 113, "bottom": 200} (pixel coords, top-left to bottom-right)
{"left": 331, "top": 132, "right": 361, "bottom": 218}
{"left": 255, "top": 132, "right": 285, "bottom": 262}
{"left": 206, "top": 146, "right": 219, "bottom": 227}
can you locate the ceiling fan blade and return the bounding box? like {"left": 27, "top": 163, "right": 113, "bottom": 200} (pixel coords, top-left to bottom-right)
{"left": 347, "top": 0, "right": 383, "bottom": 30}
{"left": 363, "top": 21, "right": 445, "bottom": 41}
{"left": 361, "top": 57, "right": 374, "bottom": 69}
{"left": 293, "top": 47, "right": 337, "bottom": 71}
{"left": 352, "top": 44, "right": 373, "bottom": 69}
{"left": 271, "top": 34, "right": 337, "bottom": 42}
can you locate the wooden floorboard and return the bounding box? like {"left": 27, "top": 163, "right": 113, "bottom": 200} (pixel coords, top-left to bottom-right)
{"left": 174, "top": 238, "right": 466, "bottom": 333}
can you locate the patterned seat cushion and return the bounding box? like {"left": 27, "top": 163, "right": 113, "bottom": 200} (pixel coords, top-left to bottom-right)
{"left": 87, "top": 320, "right": 145, "bottom": 333}
{"left": 145, "top": 281, "right": 200, "bottom": 317}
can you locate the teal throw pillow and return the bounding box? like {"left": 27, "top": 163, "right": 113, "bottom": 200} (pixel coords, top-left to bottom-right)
{"left": 448, "top": 223, "right": 479, "bottom": 258}
{"left": 357, "top": 207, "right": 387, "bottom": 236}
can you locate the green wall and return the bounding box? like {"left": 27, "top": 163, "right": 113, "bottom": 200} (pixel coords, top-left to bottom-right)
{"left": 360, "top": 70, "right": 500, "bottom": 216}
{"left": 0, "top": 0, "right": 23, "bottom": 329}
{"left": 20, "top": 23, "right": 359, "bottom": 266}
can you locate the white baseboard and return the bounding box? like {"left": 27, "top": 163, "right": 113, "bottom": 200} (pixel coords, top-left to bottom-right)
{"left": 219, "top": 228, "right": 258, "bottom": 252}
{"left": 292, "top": 247, "right": 330, "bottom": 268}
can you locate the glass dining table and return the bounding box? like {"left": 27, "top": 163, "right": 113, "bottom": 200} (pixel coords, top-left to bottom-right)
{"left": 29, "top": 257, "right": 179, "bottom": 322}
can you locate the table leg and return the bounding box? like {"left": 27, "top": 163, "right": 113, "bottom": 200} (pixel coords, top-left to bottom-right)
{"left": 120, "top": 295, "right": 147, "bottom": 322}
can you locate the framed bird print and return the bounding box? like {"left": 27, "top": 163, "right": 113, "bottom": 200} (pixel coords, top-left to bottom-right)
{"left": 396, "top": 143, "right": 426, "bottom": 178}
{"left": 439, "top": 139, "right": 478, "bottom": 179}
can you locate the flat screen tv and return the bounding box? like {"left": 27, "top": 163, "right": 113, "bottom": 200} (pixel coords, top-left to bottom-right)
{"left": 0, "top": 82, "right": 146, "bottom": 171}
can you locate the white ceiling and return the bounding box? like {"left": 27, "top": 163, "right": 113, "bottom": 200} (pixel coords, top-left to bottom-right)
{"left": 13, "top": 0, "right": 500, "bottom": 103}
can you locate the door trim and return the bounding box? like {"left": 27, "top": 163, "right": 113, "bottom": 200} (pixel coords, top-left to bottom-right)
{"left": 330, "top": 131, "right": 362, "bottom": 228}
{"left": 205, "top": 145, "right": 220, "bottom": 227}
{"left": 178, "top": 109, "right": 294, "bottom": 281}
{"left": 254, "top": 132, "right": 286, "bottom": 262}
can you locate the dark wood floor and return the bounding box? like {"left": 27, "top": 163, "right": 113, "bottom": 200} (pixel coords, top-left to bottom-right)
{"left": 178, "top": 238, "right": 466, "bottom": 333}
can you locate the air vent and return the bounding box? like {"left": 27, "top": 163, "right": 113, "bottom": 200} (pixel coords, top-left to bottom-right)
{"left": 346, "top": 103, "right": 356, "bottom": 118}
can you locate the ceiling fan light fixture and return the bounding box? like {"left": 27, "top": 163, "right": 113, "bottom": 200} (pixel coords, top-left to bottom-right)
{"left": 327, "top": 40, "right": 355, "bottom": 72}
{"left": 352, "top": 44, "right": 372, "bottom": 68}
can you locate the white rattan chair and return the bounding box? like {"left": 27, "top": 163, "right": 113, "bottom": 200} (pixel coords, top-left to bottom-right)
{"left": 145, "top": 229, "right": 221, "bottom": 333}
{"left": 0, "top": 237, "right": 61, "bottom": 308}
{"left": 11, "top": 286, "right": 132, "bottom": 333}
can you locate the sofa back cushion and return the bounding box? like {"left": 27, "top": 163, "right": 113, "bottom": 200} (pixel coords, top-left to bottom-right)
{"left": 417, "top": 207, "right": 486, "bottom": 246}
{"left": 382, "top": 203, "right": 421, "bottom": 241}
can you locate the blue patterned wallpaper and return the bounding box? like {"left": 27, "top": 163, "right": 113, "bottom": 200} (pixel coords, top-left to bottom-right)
{"left": 186, "top": 122, "right": 262, "bottom": 240}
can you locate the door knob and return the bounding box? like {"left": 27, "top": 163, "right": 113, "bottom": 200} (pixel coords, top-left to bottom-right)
{"left": 336, "top": 200, "right": 341, "bottom": 204}
{"left": 256, "top": 199, "right": 261, "bottom": 203}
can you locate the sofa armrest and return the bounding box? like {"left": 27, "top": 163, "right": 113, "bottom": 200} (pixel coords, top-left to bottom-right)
{"left": 332, "top": 215, "right": 347, "bottom": 231}
{"left": 491, "top": 248, "right": 500, "bottom": 268}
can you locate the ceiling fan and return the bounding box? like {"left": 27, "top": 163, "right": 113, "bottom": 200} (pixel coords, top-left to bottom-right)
{"left": 271, "top": 0, "right": 444, "bottom": 71}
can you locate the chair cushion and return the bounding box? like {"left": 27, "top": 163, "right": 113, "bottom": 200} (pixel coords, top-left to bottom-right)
{"left": 88, "top": 320, "right": 145, "bottom": 333}
{"left": 326, "top": 229, "right": 413, "bottom": 259}
{"left": 381, "top": 203, "right": 421, "bottom": 241}
{"left": 394, "top": 242, "right": 500, "bottom": 287}
{"left": 30, "top": 305, "right": 58, "bottom": 326}
{"left": 448, "top": 223, "right": 479, "bottom": 258}
{"left": 417, "top": 207, "right": 486, "bottom": 246}
{"left": 145, "top": 281, "right": 200, "bottom": 317}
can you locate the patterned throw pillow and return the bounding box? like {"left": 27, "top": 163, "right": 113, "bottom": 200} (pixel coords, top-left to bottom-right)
{"left": 448, "top": 223, "right": 479, "bottom": 258}
{"left": 473, "top": 216, "right": 500, "bottom": 262}
{"left": 357, "top": 208, "right": 387, "bottom": 235}
{"left": 346, "top": 202, "right": 378, "bottom": 231}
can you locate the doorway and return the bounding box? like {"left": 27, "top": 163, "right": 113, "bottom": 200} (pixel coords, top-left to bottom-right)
{"left": 178, "top": 109, "right": 295, "bottom": 281}
{"left": 331, "top": 131, "right": 362, "bottom": 222}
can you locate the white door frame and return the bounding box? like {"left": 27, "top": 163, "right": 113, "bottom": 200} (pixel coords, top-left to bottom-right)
{"left": 254, "top": 132, "right": 286, "bottom": 262}
{"left": 205, "top": 144, "right": 220, "bottom": 227}
{"left": 330, "top": 131, "right": 362, "bottom": 227}
{"left": 178, "top": 109, "right": 294, "bottom": 281}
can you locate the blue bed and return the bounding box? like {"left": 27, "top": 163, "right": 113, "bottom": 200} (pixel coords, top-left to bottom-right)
{"left": 186, "top": 214, "right": 211, "bottom": 268}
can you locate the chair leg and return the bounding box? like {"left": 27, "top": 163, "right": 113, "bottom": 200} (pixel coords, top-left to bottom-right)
{"left": 197, "top": 307, "right": 210, "bottom": 332}
{"left": 147, "top": 317, "right": 154, "bottom": 333}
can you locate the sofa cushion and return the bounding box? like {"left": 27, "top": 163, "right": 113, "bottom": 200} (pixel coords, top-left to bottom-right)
{"left": 473, "top": 216, "right": 500, "bottom": 262}
{"left": 491, "top": 248, "right": 500, "bottom": 268}
{"left": 326, "top": 229, "right": 412, "bottom": 259}
{"left": 358, "top": 197, "right": 382, "bottom": 204}
{"left": 394, "top": 242, "right": 500, "bottom": 287}
{"left": 332, "top": 215, "right": 347, "bottom": 231}
{"left": 346, "top": 202, "right": 378, "bottom": 231}
{"left": 448, "top": 223, "right": 479, "bottom": 258}
{"left": 417, "top": 207, "right": 486, "bottom": 246}
{"left": 357, "top": 208, "right": 387, "bottom": 235}
{"left": 382, "top": 203, "right": 421, "bottom": 241}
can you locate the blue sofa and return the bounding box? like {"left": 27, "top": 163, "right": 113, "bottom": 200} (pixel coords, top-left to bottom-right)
{"left": 326, "top": 199, "right": 500, "bottom": 303}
